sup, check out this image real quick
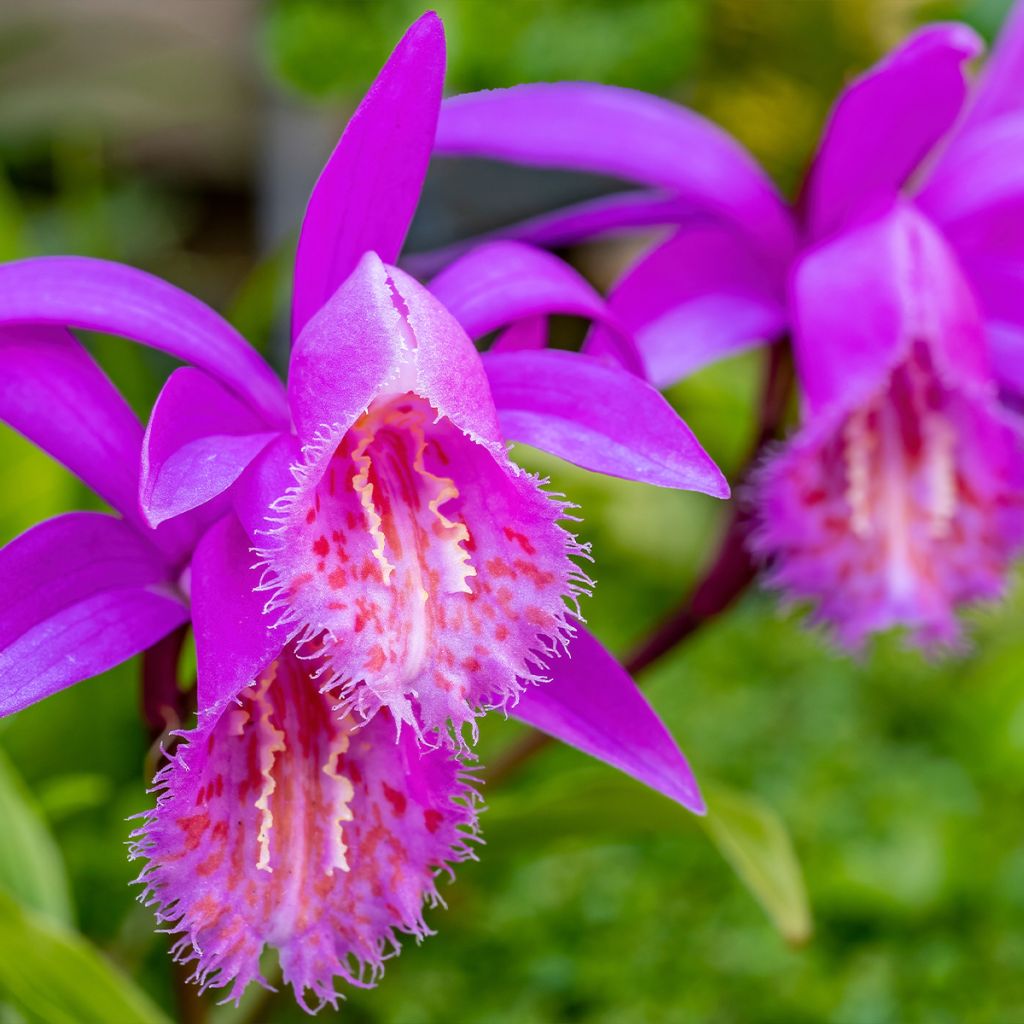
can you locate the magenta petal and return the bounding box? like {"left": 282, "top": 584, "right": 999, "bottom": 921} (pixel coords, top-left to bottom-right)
{"left": 404, "top": 190, "right": 695, "bottom": 279}
{"left": 190, "top": 515, "right": 288, "bottom": 715}
{"left": 291, "top": 13, "right": 446, "bottom": 338}
{"left": 231, "top": 433, "right": 305, "bottom": 542}
{"left": 806, "top": 23, "right": 982, "bottom": 239}
{"left": 483, "top": 349, "right": 729, "bottom": 497}
{"left": 589, "top": 225, "right": 787, "bottom": 388}
{"left": 492, "top": 315, "right": 548, "bottom": 353}
{"left": 429, "top": 241, "right": 645, "bottom": 375}
{"left": 960, "top": 257, "right": 1024, "bottom": 397}
{"left": 0, "top": 324, "right": 144, "bottom": 525}
{"left": 288, "top": 252, "right": 406, "bottom": 446}
{"left": 144, "top": 435, "right": 278, "bottom": 530}
{"left": 511, "top": 628, "right": 703, "bottom": 813}
{"left": 964, "top": 256, "right": 1024, "bottom": 332}
{"left": 987, "top": 321, "right": 1024, "bottom": 398}
{"left": 0, "top": 256, "right": 288, "bottom": 426}
{"left": 388, "top": 264, "right": 504, "bottom": 447}
{"left": 918, "top": 114, "right": 1024, "bottom": 264}
{"left": 792, "top": 203, "right": 991, "bottom": 416}
{"left": 958, "top": 0, "right": 1024, "bottom": 132}
{"left": 142, "top": 368, "right": 280, "bottom": 527}
{"left": 291, "top": 251, "right": 502, "bottom": 482}
{"left": 436, "top": 84, "right": 795, "bottom": 261}
{"left": 0, "top": 513, "right": 187, "bottom": 716}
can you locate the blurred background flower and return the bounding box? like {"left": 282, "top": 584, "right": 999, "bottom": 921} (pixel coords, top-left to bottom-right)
{"left": 0, "top": 1, "right": 1022, "bottom": 1022}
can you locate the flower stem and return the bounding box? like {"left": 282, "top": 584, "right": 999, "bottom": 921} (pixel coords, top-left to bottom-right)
{"left": 489, "top": 340, "right": 794, "bottom": 787}
{"left": 140, "top": 624, "right": 189, "bottom": 743}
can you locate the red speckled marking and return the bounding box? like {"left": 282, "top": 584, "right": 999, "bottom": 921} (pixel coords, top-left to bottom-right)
{"left": 133, "top": 648, "right": 478, "bottom": 1010}
{"left": 264, "top": 394, "right": 584, "bottom": 739}
{"left": 751, "top": 340, "right": 1024, "bottom": 646}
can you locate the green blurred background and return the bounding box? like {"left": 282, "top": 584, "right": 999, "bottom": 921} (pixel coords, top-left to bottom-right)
{"left": 1, "top": 1, "right": 1022, "bottom": 1021}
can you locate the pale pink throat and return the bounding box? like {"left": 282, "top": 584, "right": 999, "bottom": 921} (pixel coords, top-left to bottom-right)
{"left": 260, "top": 392, "right": 588, "bottom": 742}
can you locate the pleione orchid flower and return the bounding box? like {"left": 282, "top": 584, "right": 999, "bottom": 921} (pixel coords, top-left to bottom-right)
{"left": 0, "top": 12, "right": 729, "bottom": 1009}
{"left": 430, "top": 2, "right": 1024, "bottom": 648}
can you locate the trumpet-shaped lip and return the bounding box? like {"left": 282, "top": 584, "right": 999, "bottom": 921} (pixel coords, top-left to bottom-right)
{"left": 750, "top": 338, "right": 1024, "bottom": 648}
{"left": 131, "top": 646, "right": 480, "bottom": 1010}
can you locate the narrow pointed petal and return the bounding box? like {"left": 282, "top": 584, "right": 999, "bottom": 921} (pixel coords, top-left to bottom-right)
{"left": 958, "top": 0, "right": 1024, "bottom": 132}
{"left": 429, "top": 241, "right": 644, "bottom": 375}
{"left": 132, "top": 648, "right": 478, "bottom": 1009}
{"left": 483, "top": 349, "right": 728, "bottom": 496}
{"left": 141, "top": 369, "right": 280, "bottom": 528}
{"left": 292, "top": 13, "right": 446, "bottom": 338}
{"left": 404, "top": 190, "right": 695, "bottom": 280}
{"left": 436, "top": 84, "right": 795, "bottom": 262}
{"left": 0, "top": 257, "right": 288, "bottom": 426}
{"left": 190, "top": 515, "right": 289, "bottom": 715}
{"left": 0, "top": 324, "right": 143, "bottom": 525}
{"left": 792, "top": 203, "right": 990, "bottom": 417}
{"left": 806, "top": 24, "right": 982, "bottom": 239}
{"left": 0, "top": 513, "right": 187, "bottom": 716}
{"left": 918, "top": 114, "right": 1024, "bottom": 265}
{"left": 588, "top": 225, "right": 787, "bottom": 388}
{"left": 511, "top": 628, "right": 703, "bottom": 813}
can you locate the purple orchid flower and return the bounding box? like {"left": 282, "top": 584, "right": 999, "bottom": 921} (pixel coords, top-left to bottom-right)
{"left": 0, "top": 13, "right": 727, "bottom": 1009}
{"left": 431, "top": 3, "right": 1024, "bottom": 648}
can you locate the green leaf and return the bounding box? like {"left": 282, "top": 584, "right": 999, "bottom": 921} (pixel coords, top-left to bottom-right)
{"left": 0, "top": 749, "right": 72, "bottom": 926}
{"left": 0, "top": 890, "right": 172, "bottom": 1024}
{"left": 700, "top": 782, "right": 813, "bottom": 946}
{"left": 35, "top": 774, "right": 113, "bottom": 825}
{"left": 485, "top": 764, "right": 812, "bottom": 945}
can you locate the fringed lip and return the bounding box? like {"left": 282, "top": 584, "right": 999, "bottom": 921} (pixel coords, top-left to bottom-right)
{"left": 130, "top": 647, "right": 481, "bottom": 1012}
{"left": 251, "top": 386, "right": 592, "bottom": 748}
{"left": 748, "top": 199, "right": 1024, "bottom": 648}
{"left": 749, "top": 336, "right": 1024, "bottom": 649}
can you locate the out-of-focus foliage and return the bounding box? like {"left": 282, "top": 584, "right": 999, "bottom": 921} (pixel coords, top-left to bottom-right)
{"left": 267, "top": 0, "right": 705, "bottom": 97}
{"left": 0, "top": 748, "right": 72, "bottom": 925}
{"left": 702, "top": 781, "right": 813, "bottom": 947}
{"left": 0, "top": 0, "right": 1022, "bottom": 1021}
{"left": 0, "top": 889, "right": 172, "bottom": 1024}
